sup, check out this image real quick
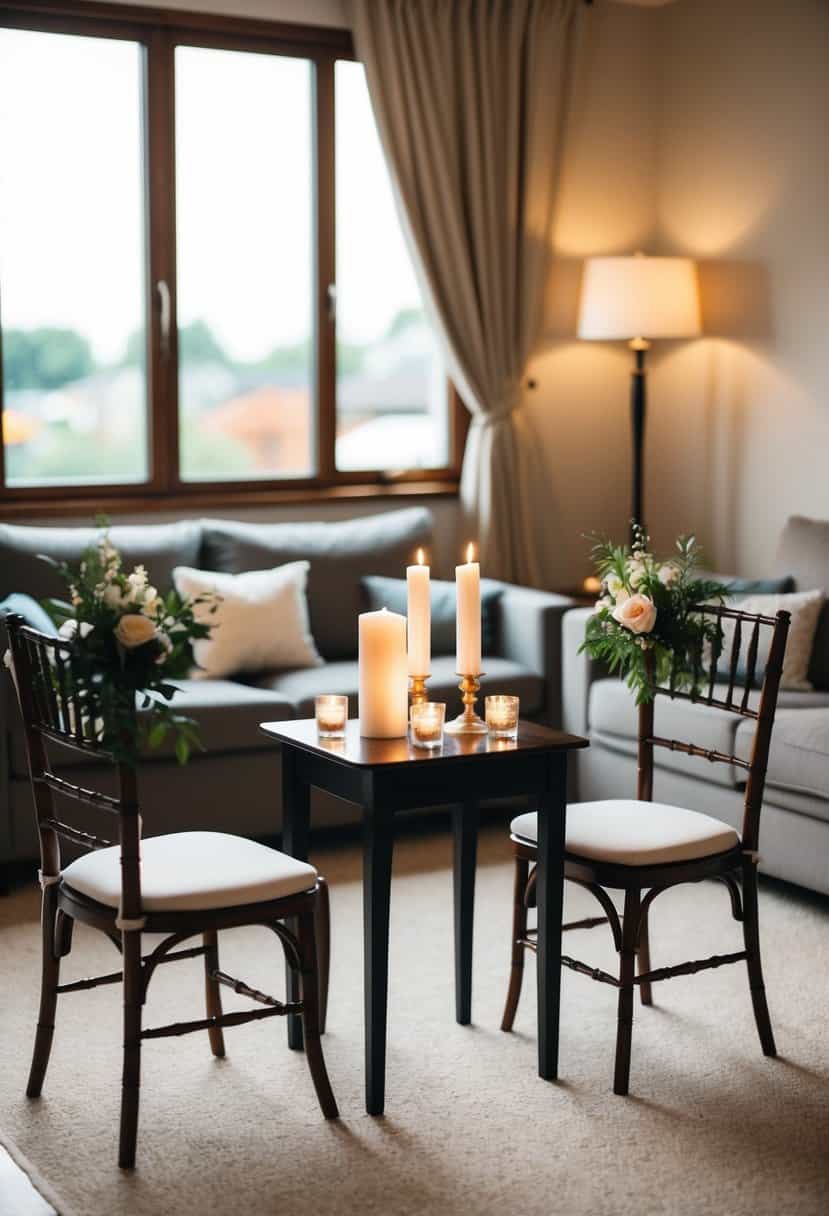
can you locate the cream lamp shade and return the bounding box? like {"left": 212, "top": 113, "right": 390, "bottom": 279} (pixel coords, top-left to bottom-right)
{"left": 578, "top": 255, "right": 701, "bottom": 341}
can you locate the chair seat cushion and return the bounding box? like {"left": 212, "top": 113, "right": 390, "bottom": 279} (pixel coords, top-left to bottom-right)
{"left": 62, "top": 831, "right": 317, "bottom": 913}
{"left": 510, "top": 800, "right": 739, "bottom": 867}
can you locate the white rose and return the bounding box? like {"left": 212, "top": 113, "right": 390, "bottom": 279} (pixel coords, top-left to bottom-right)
{"left": 114, "top": 614, "right": 157, "bottom": 650}
{"left": 612, "top": 593, "right": 657, "bottom": 635}
{"left": 659, "top": 564, "right": 679, "bottom": 586}
{"left": 142, "top": 591, "right": 162, "bottom": 618}
{"left": 606, "top": 574, "right": 624, "bottom": 599}
{"left": 58, "top": 620, "right": 94, "bottom": 640}
{"left": 627, "top": 561, "right": 646, "bottom": 589}
{"left": 102, "top": 582, "right": 124, "bottom": 609}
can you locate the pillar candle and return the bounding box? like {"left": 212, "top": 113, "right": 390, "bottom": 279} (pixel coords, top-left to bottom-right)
{"left": 456, "top": 542, "right": 481, "bottom": 675}
{"left": 358, "top": 607, "right": 408, "bottom": 738}
{"left": 407, "top": 547, "right": 431, "bottom": 676}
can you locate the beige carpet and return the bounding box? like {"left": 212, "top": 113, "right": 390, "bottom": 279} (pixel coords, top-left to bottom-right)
{"left": 1, "top": 825, "right": 827, "bottom": 1216}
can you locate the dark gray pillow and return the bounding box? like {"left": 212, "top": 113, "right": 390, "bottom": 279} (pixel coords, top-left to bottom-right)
{"left": 775, "top": 515, "right": 829, "bottom": 689}
{"left": 0, "top": 521, "right": 202, "bottom": 603}
{"left": 201, "top": 507, "right": 434, "bottom": 660}
{"left": 697, "top": 570, "right": 794, "bottom": 595}
{"left": 361, "top": 576, "right": 503, "bottom": 657}
{"left": 0, "top": 593, "right": 57, "bottom": 635}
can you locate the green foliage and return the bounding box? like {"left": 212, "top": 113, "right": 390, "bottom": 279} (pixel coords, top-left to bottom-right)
{"left": 3, "top": 328, "right": 94, "bottom": 390}
{"left": 580, "top": 527, "right": 729, "bottom": 705}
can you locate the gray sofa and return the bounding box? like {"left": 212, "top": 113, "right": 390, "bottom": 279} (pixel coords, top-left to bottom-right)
{"left": 1, "top": 507, "right": 574, "bottom": 870}
{"left": 561, "top": 515, "right": 829, "bottom": 897}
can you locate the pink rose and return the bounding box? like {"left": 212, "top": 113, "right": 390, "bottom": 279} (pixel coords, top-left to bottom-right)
{"left": 612, "top": 593, "right": 657, "bottom": 635}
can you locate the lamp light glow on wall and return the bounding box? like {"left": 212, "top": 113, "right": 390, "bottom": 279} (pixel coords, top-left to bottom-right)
{"left": 578, "top": 253, "right": 701, "bottom": 534}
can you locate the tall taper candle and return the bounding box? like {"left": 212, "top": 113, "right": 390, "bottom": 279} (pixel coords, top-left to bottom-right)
{"left": 456, "top": 542, "right": 481, "bottom": 676}
{"left": 407, "top": 547, "right": 431, "bottom": 676}
{"left": 358, "top": 607, "right": 408, "bottom": 737}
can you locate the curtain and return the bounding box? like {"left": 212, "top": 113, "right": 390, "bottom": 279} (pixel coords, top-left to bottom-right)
{"left": 350, "top": 0, "right": 579, "bottom": 584}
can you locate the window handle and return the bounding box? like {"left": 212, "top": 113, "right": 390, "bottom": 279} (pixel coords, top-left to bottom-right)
{"left": 327, "top": 282, "right": 337, "bottom": 323}
{"left": 156, "top": 279, "right": 171, "bottom": 359}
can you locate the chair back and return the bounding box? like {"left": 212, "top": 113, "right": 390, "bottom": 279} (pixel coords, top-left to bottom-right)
{"left": 4, "top": 615, "right": 143, "bottom": 923}
{"left": 636, "top": 604, "right": 791, "bottom": 853}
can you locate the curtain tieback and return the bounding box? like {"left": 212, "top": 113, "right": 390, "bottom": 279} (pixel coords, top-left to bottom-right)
{"left": 472, "top": 405, "right": 519, "bottom": 428}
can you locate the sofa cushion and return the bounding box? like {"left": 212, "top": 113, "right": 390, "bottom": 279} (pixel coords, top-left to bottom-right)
{"left": 0, "top": 593, "right": 57, "bottom": 635}
{"left": 736, "top": 708, "right": 829, "bottom": 817}
{"left": 775, "top": 515, "right": 829, "bottom": 689}
{"left": 361, "top": 575, "right": 503, "bottom": 656}
{"left": 200, "top": 507, "right": 433, "bottom": 661}
{"left": 257, "top": 653, "right": 546, "bottom": 720}
{"left": 0, "top": 520, "right": 202, "bottom": 603}
{"left": 8, "top": 678, "right": 296, "bottom": 776}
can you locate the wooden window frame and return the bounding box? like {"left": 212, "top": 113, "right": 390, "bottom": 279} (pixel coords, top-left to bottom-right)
{"left": 0, "top": 0, "right": 466, "bottom": 519}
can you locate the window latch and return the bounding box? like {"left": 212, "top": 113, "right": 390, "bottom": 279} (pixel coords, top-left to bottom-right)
{"left": 327, "top": 283, "right": 337, "bottom": 323}
{"left": 156, "top": 280, "right": 171, "bottom": 359}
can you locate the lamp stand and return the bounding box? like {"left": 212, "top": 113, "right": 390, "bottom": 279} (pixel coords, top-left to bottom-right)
{"left": 629, "top": 337, "right": 650, "bottom": 540}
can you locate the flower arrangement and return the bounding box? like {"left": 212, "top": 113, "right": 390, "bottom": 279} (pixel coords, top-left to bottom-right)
{"left": 35, "top": 524, "right": 218, "bottom": 765}
{"left": 581, "top": 527, "right": 729, "bottom": 704}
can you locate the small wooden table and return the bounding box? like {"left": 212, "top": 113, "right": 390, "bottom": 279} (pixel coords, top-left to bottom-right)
{"left": 260, "top": 718, "right": 588, "bottom": 1115}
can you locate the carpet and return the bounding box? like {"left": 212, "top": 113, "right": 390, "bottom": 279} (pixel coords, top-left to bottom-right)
{"left": 0, "top": 825, "right": 827, "bottom": 1216}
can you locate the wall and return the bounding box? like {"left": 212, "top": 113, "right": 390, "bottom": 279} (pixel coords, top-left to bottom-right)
{"left": 648, "top": 0, "right": 829, "bottom": 575}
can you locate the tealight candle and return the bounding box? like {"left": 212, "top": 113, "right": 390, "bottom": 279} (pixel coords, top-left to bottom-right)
{"left": 410, "top": 702, "right": 446, "bottom": 750}
{"left": 315, "top": 694, "right": 348, "bottom": 738}
{"left": 485, "top": 695, "right": 519, "bottom": 740}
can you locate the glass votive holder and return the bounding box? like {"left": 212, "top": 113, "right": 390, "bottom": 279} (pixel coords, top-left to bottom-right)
{"left": 409, "top": 702, "right": 446, "bottom": 750}
{"left": 485, "top": 694, "right": 519, "bottom": 740}
{"left": 315, "top": 694, "right": 348, "bottom": 738}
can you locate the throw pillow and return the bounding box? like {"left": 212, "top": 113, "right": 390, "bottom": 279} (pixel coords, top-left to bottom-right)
{"left": 0, "top": 593, "right": 58, "bottom": 635}
{"left": 173, "top": 562, "right": 323, "bottom": 680}
{"left": 718, "top": 589, "right": 825, "bottom": 691}
{"left": 361, "top": 575, "right": 503, "bottom": 656}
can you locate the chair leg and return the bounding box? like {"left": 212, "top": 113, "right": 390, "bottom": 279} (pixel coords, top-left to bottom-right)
{"left": 315, "top": 877, "right": 330, "bottom": 1036}
{"left": 637, "top": 899, "right": 653, "bottom": 1007}
{"left": 26, "top": 886, "right": 62, "bottom": 1099}
{"left": 203, "top": 929, "right": 226, "bottom": 1059}
{"left": 118, "top": 932, "right": 144, "bottom": 1170}
{"left": 742, "top": 859, "right": 776, "bottom": 1057}
{"left": 296, "top": 903, "right": 338, "bottom": 1119}
{"left": 501, "top": 856, "right": 530, "bottom": 1032}
{"left": 614, "top": 887, "right": 641, "bottom": 1096}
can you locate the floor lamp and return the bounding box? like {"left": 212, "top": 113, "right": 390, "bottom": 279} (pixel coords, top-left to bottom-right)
{"left": 577, "top": 253, "right": 701, "bottom": 539}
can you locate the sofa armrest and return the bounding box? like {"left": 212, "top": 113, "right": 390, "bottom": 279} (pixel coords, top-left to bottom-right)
{"left": 561, "top": 606, "right": 609, "bottom": 737}
{"left": 493, "top": 584, "right": 577, "bottom": 727}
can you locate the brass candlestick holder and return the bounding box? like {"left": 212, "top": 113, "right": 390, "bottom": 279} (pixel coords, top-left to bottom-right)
{"left": 409, "top": 674, "right": 430, "bottom": 707}
{"left": 444, "top": 672, "right": 488, "bottom": 735}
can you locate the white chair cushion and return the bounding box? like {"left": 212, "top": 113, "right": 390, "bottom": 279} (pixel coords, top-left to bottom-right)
{"left": 510, "top": 800, "right": 739, "bottom": 867}
{"left": 62, "top": 831, "right": 318, "bottom": 913}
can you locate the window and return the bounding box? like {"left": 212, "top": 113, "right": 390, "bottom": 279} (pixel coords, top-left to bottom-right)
{"left": 0, "top": 3, "right": 461, "bottom": 513}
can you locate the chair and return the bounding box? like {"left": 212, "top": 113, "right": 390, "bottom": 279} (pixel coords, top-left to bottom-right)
{"left": 4, "top": 616, "right": 338, "bottom": 1169}
{"left": 500, "top": 604, "right": 791, "bottom": 1095}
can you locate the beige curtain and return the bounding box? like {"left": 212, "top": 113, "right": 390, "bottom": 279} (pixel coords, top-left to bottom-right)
{"left": 351, "top": 0, "right": 579, "bottom": 585}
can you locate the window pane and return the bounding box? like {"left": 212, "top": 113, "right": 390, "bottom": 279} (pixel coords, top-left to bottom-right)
{"left": 334, "top": 61, "right": 448, "bottom": 473}
{"left": 175, "top": 47, "right": 314, "bottom": 482}
{"left": 0, "top": 29, "right": 148, "bottom": 487}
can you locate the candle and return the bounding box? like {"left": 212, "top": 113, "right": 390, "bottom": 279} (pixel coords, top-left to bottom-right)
{"left": 456, "top": 542, "right": 481, "bottom": 676}
{"left": 407, "top": 547, "right": 431, "bottom": 677}
{"left": 358, "top": 607, "right": 408, "bottom": 738}
{"left": 485, "top": 694, "right": 519, "bottom": 740}
{"left": 410, "top": 702, "right": 445, "bottom": 750}
{"left": 315, "top": 694, "right": 348, "bottom": 738}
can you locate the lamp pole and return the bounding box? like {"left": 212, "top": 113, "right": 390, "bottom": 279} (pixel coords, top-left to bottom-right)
{"left": 629, "top": 337, "right": 650, "bottom": 541}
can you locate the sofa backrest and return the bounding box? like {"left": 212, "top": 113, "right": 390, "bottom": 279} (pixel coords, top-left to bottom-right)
{"left": 200, "top": 507, "right": 434, "bottom": 660}
{"left": 0, "top": 521, "right": 203, "bottom": 604}
{"left": 776, "top": 515, "right": 829, "bottom": 689}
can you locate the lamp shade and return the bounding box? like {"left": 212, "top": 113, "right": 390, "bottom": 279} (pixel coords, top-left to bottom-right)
{"left": 578, "top": 255, "right": 701, "bottom": 341}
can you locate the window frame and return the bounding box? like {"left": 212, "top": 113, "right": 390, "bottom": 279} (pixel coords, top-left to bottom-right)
{"left": 0, "top": 0, "right": 466, "bottom": 518}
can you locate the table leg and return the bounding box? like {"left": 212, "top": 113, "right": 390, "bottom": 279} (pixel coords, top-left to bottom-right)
{"left": 452, "top": 800, "right": 479, "bottom": 1025}
{"left": 536, "top": 754, "right": 568, "bottom": 1081}
{"left": 363, "top": 807, "right": 394, "bottom": 1116}
{"left": 281, "top": 746, "right": 310, "bottom": 1051}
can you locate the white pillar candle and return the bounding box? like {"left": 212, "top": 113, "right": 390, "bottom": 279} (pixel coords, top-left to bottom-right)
{"left": 456, "top": 542, "right": 482, "bottom": 676}
{"left": 407, "top": 547, "right": 431, "bottom": 676}
{"left": 358, "top": 607, "right": 409, "bottom": 738}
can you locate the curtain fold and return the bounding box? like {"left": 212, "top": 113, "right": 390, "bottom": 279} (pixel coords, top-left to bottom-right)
{"left": 351, "top": 0, "right": 579, "bottom": 584}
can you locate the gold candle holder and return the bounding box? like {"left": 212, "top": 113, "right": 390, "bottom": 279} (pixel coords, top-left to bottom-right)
{"left": 409, "top": 673, "right": 430, "bottom": 707}
{"left": 444, "top": 673, "right": 488, "bottom": 735}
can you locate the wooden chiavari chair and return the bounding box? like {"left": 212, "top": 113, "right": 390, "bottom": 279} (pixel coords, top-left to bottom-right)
{"left": 5, "top": 615, "right": 338, "bottom": 1169}
{"left": 501, "top": 604, "right": 791, "bottom": 1095}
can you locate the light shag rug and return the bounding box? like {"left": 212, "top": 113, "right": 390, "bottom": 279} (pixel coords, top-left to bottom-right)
{"left": 0, "top": 825, "right": 827, "bottom": 1216}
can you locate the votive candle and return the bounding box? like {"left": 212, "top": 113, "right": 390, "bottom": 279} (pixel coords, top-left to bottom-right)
{"left": 315, "top": 694, "right": 348, "bottom": 738}
{"left": 410, "top": 702, "right": 445, "bottom": 750}
{"left": 485, "top": 694, "right": 519, "bottom": 740}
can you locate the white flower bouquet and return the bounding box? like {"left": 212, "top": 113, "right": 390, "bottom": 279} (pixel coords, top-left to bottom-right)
{"left": 581, "top": 527, "right": 729, "bottom": 704}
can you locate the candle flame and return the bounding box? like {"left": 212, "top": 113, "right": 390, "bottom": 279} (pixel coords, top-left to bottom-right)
{"left": 416, "top": 547, "right": 425, "bottom": 566}
{"left": 466, "top": 542, "right": 476, "bottom": 564}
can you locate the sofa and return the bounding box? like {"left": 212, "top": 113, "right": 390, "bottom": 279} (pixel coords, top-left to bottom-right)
{"left": 0, "top": 507, "right": 574, "bottom": 873}
{"left": 562, "top": 515, "right": 829, "bottom": 897}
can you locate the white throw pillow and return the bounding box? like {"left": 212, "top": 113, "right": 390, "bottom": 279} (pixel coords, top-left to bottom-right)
{"left": 721, "top": 589, "right": 825, "bottom": 691}
{"left": 173, "top": 562, "right": 323, "bottom": 679}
